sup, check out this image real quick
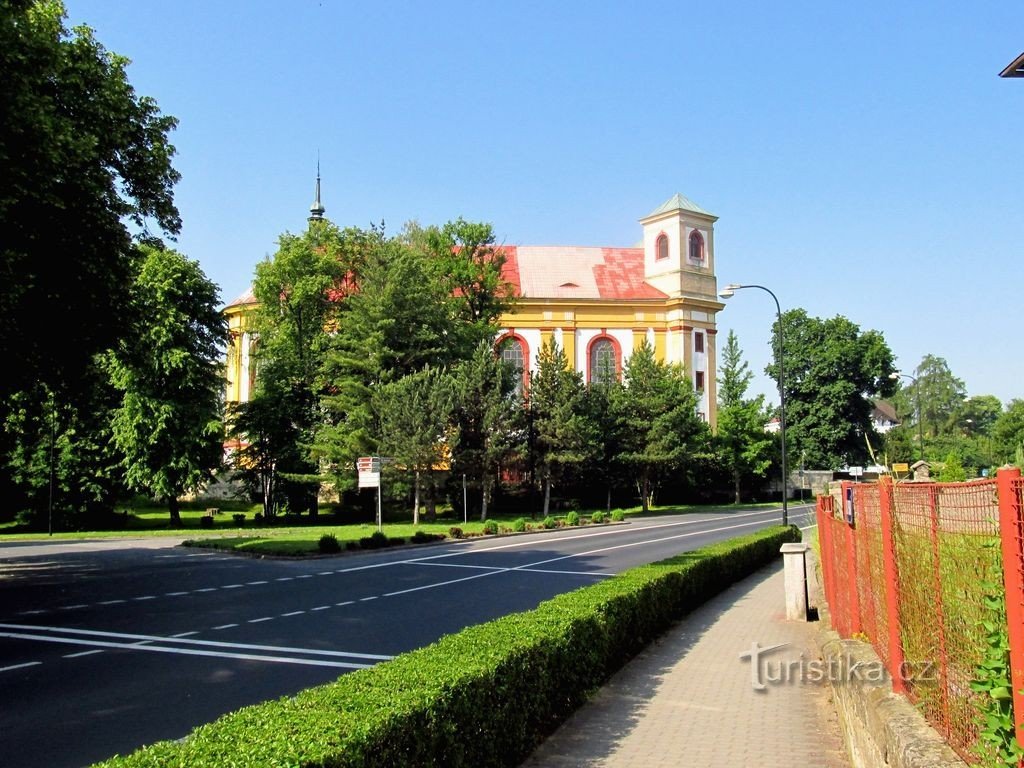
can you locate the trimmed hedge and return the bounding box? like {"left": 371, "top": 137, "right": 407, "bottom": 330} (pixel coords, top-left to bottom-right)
{"left": 93, "top": 525, "right": 799, "bottom": 768}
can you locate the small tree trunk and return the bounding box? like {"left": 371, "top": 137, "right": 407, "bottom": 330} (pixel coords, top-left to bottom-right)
{"left": 480, "top": 477, "right": 490, "bottom": 522}
{"left": 425, "top": 467, "right": 436, "bottom": 522}
{"left": 413, "top": 470, "right": 421, "bottom": 525}
{"left": 641, "top": 475, "right": 650, "bottom": 513}
{"left": 606, "top": 485, "right": 612, "bottom": 513}
{"left": 543, "top": 476, "right": 551, "bottom": 517}
{"left": 733, "top": 470, "right": 742, "bottom": 505}
{"left": 168, "top": 495, "right": 181, "bottom": 526}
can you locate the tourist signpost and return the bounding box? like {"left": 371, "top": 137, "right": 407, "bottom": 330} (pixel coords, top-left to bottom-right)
{"left": 357, "top": 456, "right": 383, "bottom": 531}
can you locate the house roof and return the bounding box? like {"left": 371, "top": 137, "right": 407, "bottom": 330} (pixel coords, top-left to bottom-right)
{"left": 225, "top": 285, "right": 257, "bottom": 309}
{"left": 498, "top": 246, "right": 668, "bottom": 301}
{"left": 872, "top": 399, "right": 899, "bottom": 423}
{"left": 644, "top": 193, "right": 715, "bottom": 219}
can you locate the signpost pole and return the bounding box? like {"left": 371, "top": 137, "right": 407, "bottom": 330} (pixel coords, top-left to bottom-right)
{"left": 463, "top": 474, "right": 467, "bottom": 524}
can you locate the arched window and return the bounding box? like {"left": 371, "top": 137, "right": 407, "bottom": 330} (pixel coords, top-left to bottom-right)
{"left": 497, "top": 334, "right": 527, "bottom": 395}
{"left": 688, "top": 230, "right": 704, "bottom": 262}
{"left": 656, "top": 233, "right": 669, "bottom": 261}
{"left": 588, "top": 337, "right": 619, "bottom": 385}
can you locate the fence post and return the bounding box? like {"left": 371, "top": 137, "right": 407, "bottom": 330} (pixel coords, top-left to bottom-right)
{"left": 997, "top": 466, "right": 1024, "bottom": 750}
{"left": 817, "top": 497, "right": 835, "bottom": 615}
{"left": 843, "top": 481, "right": 862, "bottom": 635}
{"left": 878, "top": 476, "right": 906, "bottom": 693}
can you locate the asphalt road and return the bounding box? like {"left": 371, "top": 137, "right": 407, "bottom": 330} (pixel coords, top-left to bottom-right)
{"left": 0, "top": 504, "right": 814, "bottom": 768}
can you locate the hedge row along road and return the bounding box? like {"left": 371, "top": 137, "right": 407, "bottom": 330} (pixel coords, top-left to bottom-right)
{"left": 0, "top": 504, "right": 815, "bottom": 768}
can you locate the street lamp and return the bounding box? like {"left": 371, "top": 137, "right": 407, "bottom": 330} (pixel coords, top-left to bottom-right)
{"left": 719, "top": 283, "right": 788, "bottom": 526}
{"left": 889, "top": 371, "right": 923, "bottom": 464}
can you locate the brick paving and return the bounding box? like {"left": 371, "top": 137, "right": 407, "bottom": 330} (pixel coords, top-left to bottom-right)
{"left": 520, "top": 557, "right": 850, "bottom": 768}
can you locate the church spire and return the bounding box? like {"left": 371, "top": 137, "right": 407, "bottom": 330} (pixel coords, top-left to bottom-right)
{"left": 308, "top": 160, "right": 325, "bottom": 221}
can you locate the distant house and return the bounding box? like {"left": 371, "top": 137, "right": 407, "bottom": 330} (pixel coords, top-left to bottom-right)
{"left": 871, "top": 400, "right": 900, "bottom": 434}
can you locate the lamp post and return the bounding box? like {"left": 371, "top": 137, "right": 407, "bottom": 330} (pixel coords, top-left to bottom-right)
{"left": 719, "top": 283, "right": 788, "bottom": 526}
{"left": 889, "top": 372, "right": 923, "bottom": 464}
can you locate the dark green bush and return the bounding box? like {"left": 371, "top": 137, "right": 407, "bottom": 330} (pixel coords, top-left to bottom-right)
{"left": 198, "top": 515, "right": 214, "bottom": 529}
{"left": 449, "top": 526, "right": 464, "bottom": 539}
{"left": 512, "top": 517, "right": 527, "bottom": 532}
{"left": 359, "top": 531, "right": 390, "bottom": 550}
{"left": 412, "top": 531, "right": 444, "bottom": 544}
{"left": 93, "top": 525, "right": 799, "bottom": 768}
{"left": 541, "top": 516, "right": 556, "bottom": 529}
{"left": 318, "top": 534, "right": 341, "bottom": 554}
{"left": 232, "top": 513, "right": 246, "bottom": 526}
{"left": 610, "top": 509, "right": 625, "bottom": 522}
{"left": 482, "top": 520, "right": 499, "bottom": 535}
{"left": 591, "top": 511, "right": 606, "bottom": 524}
{"left": 566, "top": 511, "right": 580, "bottom": 526}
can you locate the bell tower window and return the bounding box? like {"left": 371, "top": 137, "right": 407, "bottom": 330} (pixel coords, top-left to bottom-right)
{"left": 688, "top": 230, "right": 704, "bottom": 262}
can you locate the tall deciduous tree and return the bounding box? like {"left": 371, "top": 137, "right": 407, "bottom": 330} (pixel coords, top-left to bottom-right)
{"left": 615, "top": 341, "right": 706, "bottom": 512}
{"left": 994, "top": 400, "right": 1024, "bottom": 465}
{"left": 769, "top": 310, "right": 895, "bottom": 469}
{"left": 248, "top": 219, "right": 370, "bottom": 515}
{"left": 107, "top": 245, "right": 227, "bottom": 524}
{"left": 375, "top": 366, "right": 455, "bottom": 523}
{"left": 0, "top": 0, "right": 181, "bottom": 404}
{"left": 716, "top": 331, "right": 774, "bottom": 503}
{"left": 529, "top": 339, "right": 598, "bottom": 517}
{"left": 418, "top": 217, "right": 515, "bottom": 356}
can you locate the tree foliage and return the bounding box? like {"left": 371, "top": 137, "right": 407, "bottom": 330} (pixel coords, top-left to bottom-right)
{"left": 0, "top": 0, "right": 181, "bottom": 403}
{"left": 913, "top": 354, "right": 967, "bottom": 439}
{"left": 375, "top": 366, "right": 455, "bottom": 523}
{"left": 769, "top": 309, "right": 895, "bottom": 469}
{"left": 615, "top": 341, "right": 706, "bottom": 511}
{"left": 449, "top": 343, "right": 524, "bottom": 520}
{"left": 106, "top": 245, "right": 227, "bottom": 523}
{"left": 715, "top": 331, "right": 774, "bottom": 503}
{"left": 529, "top": 338, "right": 598, "bottom": 517}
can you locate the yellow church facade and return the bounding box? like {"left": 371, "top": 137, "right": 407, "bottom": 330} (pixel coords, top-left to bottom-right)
{"left": 223, "top": 193, "right": 725, "bottom": 427}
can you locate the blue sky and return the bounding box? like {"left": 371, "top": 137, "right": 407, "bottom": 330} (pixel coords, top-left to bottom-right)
{"left": 64, "top": 1, "right": 1024, "bottom": 406}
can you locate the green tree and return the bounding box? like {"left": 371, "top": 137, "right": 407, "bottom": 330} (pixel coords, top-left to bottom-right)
{"left": 375, "top": 366, "right": 455, "bottom": 523}
{"left": 937, "top": 451, "right": 967, "bottom": 482}
{"left": 769, "top": 310, "right": 895, "bottom": 469}
{"left": 715, "top": 331, "right": 774, "bottom": 503}
{"left": 582, "top": 377, "right": 626, "bottom": 513}
{"left": 529, "top": 339, "right": 598, "bottom": 517}
{"left": 249, "top": 219, "right": 371, "bottom": 515}
{"left": 0, "top": 0, "right": 181, "bottom": 404}
{"left": 417, "top": 217, "right": 515, "bottom": 355}
{"left": 450, "top": 342, "right": 525, "bottom": 520}
{"left": 317, "top": 240, "right": 458, "bottom": 490}
{"left": 913, "top": 354, "right": 967, "bottom": 439}
{"left": 615, "top": 341, "right": 706, "bottom": 512}
{"left": 994, "top": 400, "right": 1024, "bottom": 465}
{"left": 106, "top": 245, "right": 228, "bottom": 524}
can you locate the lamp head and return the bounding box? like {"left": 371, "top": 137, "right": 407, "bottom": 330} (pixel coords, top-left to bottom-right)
{"left": 719, "top": 283, "right": 740, "bottom": 299}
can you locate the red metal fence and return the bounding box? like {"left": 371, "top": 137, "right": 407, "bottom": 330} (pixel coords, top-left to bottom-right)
{"left": 816, "top": 467, "right": 1024, "bottom": 763}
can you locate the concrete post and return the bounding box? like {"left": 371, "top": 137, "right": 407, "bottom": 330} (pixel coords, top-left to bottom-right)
{"left": 780, "top": 542, "right": 811, "bottom": 621}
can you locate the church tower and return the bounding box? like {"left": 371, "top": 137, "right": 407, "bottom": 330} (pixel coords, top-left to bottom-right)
{"left": 639, "top": 193, "right": 718, "bottom": 301}
{"left": 308, "top": 163, "right": 325, "bottom": 222}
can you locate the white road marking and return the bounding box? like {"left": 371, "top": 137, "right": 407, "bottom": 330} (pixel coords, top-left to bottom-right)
{"left": 170, "top": 631, "right": 199, "bottom": 638}
{"left": 64, "top": 650, "right": 103, "bottom": 658}
{"left": 516, "top": 567, "right": 611, "bottom": 577}
{"left": 335, "top": 601, "right": 354, "bottom": 607}
{"left": 60, "top": 604, "right": 88, "bottom": 610}
{"left": 309, "top": 606, "right": 330, "bottom": 611}
{"left": 247, "top": 617, "right": 273, "bottom": 624}
{"left": 296, "top": 575, "right": 313, "bottom": 579}
{"left": 98, "top": 600, "right": 125, "bottom": 605}
{"left": 317, "top": 571, "right": 333, "bottom": 576}
{"left": 275, "top": 577, "right": 293, "bottom": 582}
{"left": 0, "top": 623, "right": 393, "bottom": 661}
{"left": 132, "top": 596, "right": 156, "bottom": 601}
{"left": 281, "top": 610, "right": 305, "bottom": 617}
{"left": 165, "top": 592, "right": 188, "bottom": 597}
{"left": 213, "top": 624, "right": 238, "bottom": 630}
{"left": 0, "top": 661, "right": 42, "bottom": 673}
{"left": 195, "top": 588, "right": 217, "bottom": 593}
{"left": 17, "top": 610, "right": 46, "bottom": 616}
{"left": 246, "top": 581, "right": 267, "bottom": 586}
{"left": 359, "top": 596, "right": 378, "bottom": 602}
{"left": 221, "top": 584, "right": 243, "bottom": 589}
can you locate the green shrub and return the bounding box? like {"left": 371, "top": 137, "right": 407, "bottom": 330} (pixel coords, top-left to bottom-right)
{"left": 512, "top": 517, "right": 527, "bottom": 532}
{"left": 198, "top": 515, "right": 214, "bottom": 529}
{"left": 566, "top": 511, "right": 580, "bottom": 526}
{"left": 232, "top": 513, "right": 246, "bottom": 526}
{"left": 482, "top": 520, "right": 499, "bottom": 535}
{"left": 611, "top": 509, "right": 625, "bottom": 522}
{"left": 591, "top": 511, "right": 606, "bottom": 524}
{"left": 93, "top": 526, "right": 799, "bottom": 768}
{"left": 359, "top": 531, "right": 390, "bottom": 550}
{"left": 318, "top": 534, "right": 341, "bottom": 554}
{"left": 541, "top": 516, "right": 556, "bottom": 529}
{"left": 449, "top": 526, "right": 464, "bottom": 539}
{"left": 412, "top": 530, "right": 444, "bottom": 544}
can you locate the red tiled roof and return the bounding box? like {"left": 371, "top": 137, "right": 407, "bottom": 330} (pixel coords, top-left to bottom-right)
{"left": 498, "top": 246, "right": 666, "bottom": 301}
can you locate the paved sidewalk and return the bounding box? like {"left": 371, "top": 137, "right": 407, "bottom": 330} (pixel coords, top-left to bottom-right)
{"left": 520, "top": 556, "right": 850, "bottom": 768}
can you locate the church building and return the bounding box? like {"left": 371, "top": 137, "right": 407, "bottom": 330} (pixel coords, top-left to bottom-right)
{"left": 223, "top": 190, "right": 725, "bottom": 427}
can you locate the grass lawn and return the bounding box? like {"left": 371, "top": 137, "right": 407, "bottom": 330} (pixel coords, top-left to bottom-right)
{"left": 0, "top": 500, "right": 781, "bottom": 553}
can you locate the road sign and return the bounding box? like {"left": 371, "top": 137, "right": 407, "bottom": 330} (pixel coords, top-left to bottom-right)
{"left": 892, "top": 462, "right": 910, "bottom": 474}
{"left": 357, "top": 456, "right": 381, "bottom": 489}
{"left": 848, "top": 466, "right": 864, "bottom": 477}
